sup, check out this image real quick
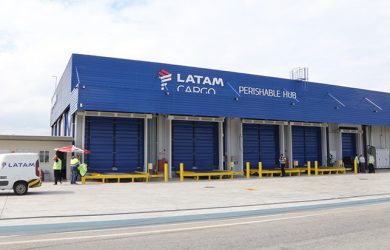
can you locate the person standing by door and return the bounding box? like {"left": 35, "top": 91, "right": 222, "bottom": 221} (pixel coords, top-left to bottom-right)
{"left": 279, "top": 154, "right": 287, "bottom": 177}
{"left": 358, "top": 154, "right": 366, "bottom": 173}
{"left": 52, "top": 155, "right": 62, "bottom": 185}
{"left": 70, "top": 155, "right": 80, "bottom": 184}
{"left": 368, "top": 153, "right": 375, "bottom": 173}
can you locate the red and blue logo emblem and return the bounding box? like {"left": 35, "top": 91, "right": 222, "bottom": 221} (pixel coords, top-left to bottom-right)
{"left": 159, "top": 70, "right": 172, "bottom": 90}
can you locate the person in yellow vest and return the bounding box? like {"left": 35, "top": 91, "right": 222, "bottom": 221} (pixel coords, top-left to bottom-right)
{"left": 52, "top": 155, "right": 62, "bottom": 185}
{"left": 70, "top": 155, "right": 80, "bottom": 184}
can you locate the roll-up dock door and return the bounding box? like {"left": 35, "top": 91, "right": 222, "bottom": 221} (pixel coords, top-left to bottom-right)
{"left": 243, "top": 124, "right": 280, "bottom": 169}
{"left": 85, "top": 117, "right": 144, "bottom": 173}
{"left": 342, "top": 133, "right": 357, "bottom": 167}
{"left": 172, "top": 120, "right": 219, "bottom": 171}
{"left": 292, "top": 126, "right": 322, "bottom": 166}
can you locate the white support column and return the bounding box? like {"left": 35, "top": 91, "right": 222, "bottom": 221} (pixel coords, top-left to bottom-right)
{"left": 279, "top": 125, "right": 285, "bottom": 156}
{"left": 226, "top": 118, "right": 231, "bottom": 169}
{"left": 239, "top": 121, "right": 243, "bottom": 171}
{"left": 75, "top": 112, "right": 85, "bottom": 149}
{"left": 286, "top": 124, "right": 293, "bottom": 168}
{"left": 357, "top": 133, "right": 363, "bottom": 155}
{"left": 144, "top": 118, "right": 148, "bottom": 172}
{"left": 168, "top": 118, "right": 172, "bottom": 178}
{"left": 81, "top": 114, "right": 86, "bottom": 149}
{"left": 321, "top": 127, "right": 328, "bottom": 167}
{"left": 337, "top": 132, "right": 343, "bottom": 161}
{"left": 218, "top": 121, "right": 224, "bottom": 170}
{"left": 74, "top": 114, "right": 79, "bottom": 146}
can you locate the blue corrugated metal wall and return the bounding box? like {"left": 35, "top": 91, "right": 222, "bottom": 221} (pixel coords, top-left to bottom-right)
{"left": 64, "top": 54, "right": 390, "bottom": 126}
{"left": 292, "top": 126, "right": 322, "bottom": 166}
{"left": 342, "top": 133, "right": 357, "bottom": 167}
{"left": 172, "top": 121, "right": 219, "bottom": 171}
{"left": 50, "top": 57, "right": 76, "bottom": 126}
{"left": 85, "top": 117, "right": 144, "bottom": 173}
{"left": 243, "top": 124, "right": 279, "bottom": 169}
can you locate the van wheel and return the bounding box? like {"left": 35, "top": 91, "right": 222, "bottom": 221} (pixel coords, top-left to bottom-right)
{"left": 13, "top": 182, "right": 28, "bottom": 195}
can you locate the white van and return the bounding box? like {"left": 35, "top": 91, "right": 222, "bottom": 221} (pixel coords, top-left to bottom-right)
{"left": 0, "top": 153, "right": 42, "bottom": 195}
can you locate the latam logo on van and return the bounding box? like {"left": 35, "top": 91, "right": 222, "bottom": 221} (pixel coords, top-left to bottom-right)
{"left": 1, "top": 162, "right": 6, "bottom": 169}
{"left": 3, "top": 162, "right": 36, "bottom": 168}
{"left": 158, "top": 70, "right": 224, "bottom": 95}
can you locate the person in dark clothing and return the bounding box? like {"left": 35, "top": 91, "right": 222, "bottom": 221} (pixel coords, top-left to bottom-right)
{"left": 368, "top": 153, "right": 375, "bottom": 173}
{"left": 279, "top": 154, "right": 287, "bottom": 177}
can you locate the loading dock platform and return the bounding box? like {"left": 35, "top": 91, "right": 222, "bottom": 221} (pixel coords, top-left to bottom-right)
{"left": 81, "top": 172, "right": 150, "bottom": 184}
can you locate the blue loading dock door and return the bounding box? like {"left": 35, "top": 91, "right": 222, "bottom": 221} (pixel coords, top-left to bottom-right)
{"left": 172, "top": 120, "right": 219, "bottom": 171}
{"left": 85, "top": 116, "right": 144, "bottom": 173}
{"left": 342, "top": 133, "right": 357, "bottom": 167}
{"left": 292, "top": 126, "right": 322, "bottom": 166}
{"left": 243, "top": 124, "right": 280, "bottom": 169}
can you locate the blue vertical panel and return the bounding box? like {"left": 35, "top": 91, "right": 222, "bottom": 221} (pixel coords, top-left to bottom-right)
{"left": 172, "top": 121, "right": 218, "bottom": 171}
{"left": 259, "top": 125, "right": 280, "bottom": 168}
{"left": 292, "top": 126, "right": 305, "bottom": 166}
{"left": 342, "top": 133, "right": 356, "bottom": 167}
{"left": 64, "top": 110, "right": 69, "bottom": 136}
{"left": 243, "top": 124, "right": 261, "bottom": 168}
{"left": 85, "top": 117, "right": 114, "bottom": 172}
{"left": 304, "top": 127, "right": 322, "bottom": 165}
{"left": 194, "top": 122, "right": 219, "bottom": 170}
{"left": 172, "top": 121, "right": 194, "bottom": 171}
{"left": 115, "top": 118, "right": 144, "bottom": 172}
{"left": 292, "top": 126, "right": 321, "bottom": 166}
{"left": 243, "top": 124, "right": 279, "bottom": 169}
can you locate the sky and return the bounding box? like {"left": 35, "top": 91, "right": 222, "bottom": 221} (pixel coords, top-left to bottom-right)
{"left": 0, "top": 0, "right": 389, "bottom": 135}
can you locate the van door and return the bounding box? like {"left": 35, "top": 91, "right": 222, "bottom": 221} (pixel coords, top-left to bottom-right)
{"left": 0, "top": 161, "right": 11, "bottom": 189}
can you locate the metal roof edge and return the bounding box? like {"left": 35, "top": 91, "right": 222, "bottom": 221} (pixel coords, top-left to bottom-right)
{"left": 0, "top": 135, "right": 74, "bottom": 142}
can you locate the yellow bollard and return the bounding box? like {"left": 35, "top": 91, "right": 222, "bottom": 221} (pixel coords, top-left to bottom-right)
{"left": 307, "top": 161, "right": 311, "bottom": 176}
{"left": 258, "top": 162, "right": 263, "bottom": 178}
{"left": 147, "top": 163, "right": 152, "bottom": 174}
{"left": 354, "top": 159, "right": 358, "bottom": 175}
{"left": 164, "top": 163, "right": 168, "bottom": 183}
{"left": 246, "top": 162, "right": 250, "bottom": 179}
{"left": 180, "top": 163, "right": 184, "bottom": 182}
{"left": 314, "top": 161, "right": 318, "bottom": 176}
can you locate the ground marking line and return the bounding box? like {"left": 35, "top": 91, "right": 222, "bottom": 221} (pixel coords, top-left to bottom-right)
{"left": 3, "top": 192, "right": 390, "bottom": 221}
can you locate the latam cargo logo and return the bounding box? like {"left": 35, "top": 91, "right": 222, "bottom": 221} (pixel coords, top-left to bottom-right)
{"left": 158, "top": 70, "right": 224, "bottom": 95}
{"left": 1, "top": 162, "right": 6, "bottom": 169}
{"left": 159, "top": 70, "right": 172, "bottom": 90}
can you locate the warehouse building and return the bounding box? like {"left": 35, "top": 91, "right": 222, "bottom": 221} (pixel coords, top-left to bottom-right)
{"left": 50, "top": 54, "right": 390, "bottom": 177}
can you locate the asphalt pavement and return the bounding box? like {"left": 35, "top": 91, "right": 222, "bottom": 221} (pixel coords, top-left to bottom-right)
{"left": 0, "top": 172, "right": 390, "bottom": 249}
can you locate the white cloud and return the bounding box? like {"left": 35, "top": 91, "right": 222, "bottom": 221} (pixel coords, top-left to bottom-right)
{"left": 0, "top": 0, "right": 389, "bottom": 135}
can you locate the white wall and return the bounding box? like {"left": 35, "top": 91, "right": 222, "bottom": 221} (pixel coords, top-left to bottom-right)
{"left": 328, "top": 123, "right": 340, "bottom": 161}
{"left": 368, "top": 126, "right": 390, "bottom": 168}
{"left": 0, "top": 139, "right": 72, "bottom": 181}
{"left": 157, "top": 114, "right": 171, "bottom": 176}
{"left": 226, "top": 118, "right": 242, "bottom": 171}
